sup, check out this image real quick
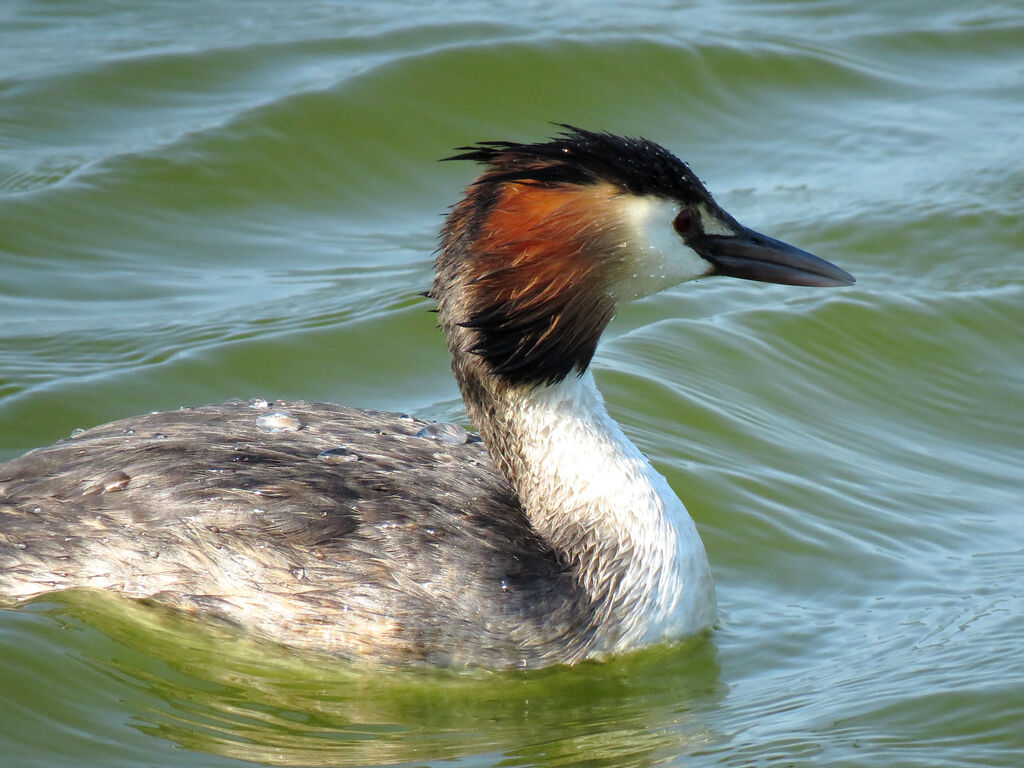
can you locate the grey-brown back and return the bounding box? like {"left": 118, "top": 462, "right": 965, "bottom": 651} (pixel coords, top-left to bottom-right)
{"left": 0, "top": 401, "right": 599, "bottom": 667}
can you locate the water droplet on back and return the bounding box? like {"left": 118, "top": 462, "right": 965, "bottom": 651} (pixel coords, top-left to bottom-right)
{"left": 254, "top": 411, "right": 303, "bottom": 433}
{"left": 415, "top": 422, "right": 472, "bottom": 445}
{"left": 317, "top": 447, "right": 360, "bottom": 464}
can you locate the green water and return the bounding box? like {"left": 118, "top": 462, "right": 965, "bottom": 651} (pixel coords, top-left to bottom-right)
{"left": 1, "top": 1, "right": 1022, "bottom": 766}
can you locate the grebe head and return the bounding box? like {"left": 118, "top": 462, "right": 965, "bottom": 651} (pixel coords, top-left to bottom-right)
{"left": 433, "top": 125, "right": 854, "bottom": 388}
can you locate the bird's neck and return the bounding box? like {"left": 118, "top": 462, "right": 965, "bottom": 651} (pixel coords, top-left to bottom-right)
{"left": 463, "top": 367, "right": 716, "bottom": 650}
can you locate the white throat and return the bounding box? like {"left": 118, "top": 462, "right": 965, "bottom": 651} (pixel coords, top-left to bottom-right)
{"left": 500, "top": 371, "right": 716, "bottom": 650}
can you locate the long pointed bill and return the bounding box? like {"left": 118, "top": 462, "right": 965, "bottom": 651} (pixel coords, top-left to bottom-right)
{"left": 695, "top": 227, "right": 855, "bottom": 287}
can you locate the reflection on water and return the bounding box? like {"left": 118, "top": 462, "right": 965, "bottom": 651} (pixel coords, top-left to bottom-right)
{"left": 26, "top": 591, "right": 721, "bottom": 767}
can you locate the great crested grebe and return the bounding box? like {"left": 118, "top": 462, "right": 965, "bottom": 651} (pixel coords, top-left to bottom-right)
{"left": 0, "top": 127, "right": 853, "bottom": 668}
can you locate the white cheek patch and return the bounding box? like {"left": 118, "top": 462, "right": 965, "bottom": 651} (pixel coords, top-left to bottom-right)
{"left": 696, "top": 203, "right": 739, "bottom": 236}
{"left": 617, "top": 196, "right": 713, "bottom": 299}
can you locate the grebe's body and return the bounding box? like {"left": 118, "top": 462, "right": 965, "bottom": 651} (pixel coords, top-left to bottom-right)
{"left": 0, "top": 128, "right": 853, "bottom": 668}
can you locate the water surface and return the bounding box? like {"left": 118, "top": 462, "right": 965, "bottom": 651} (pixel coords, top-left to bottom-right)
{"left": 1, "top": 1, "right": 1022, "bottom": 766}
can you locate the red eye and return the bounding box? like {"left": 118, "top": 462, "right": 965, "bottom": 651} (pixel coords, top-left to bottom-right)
{"left": 673, "top": 209, "right": 695, "bottom": 235}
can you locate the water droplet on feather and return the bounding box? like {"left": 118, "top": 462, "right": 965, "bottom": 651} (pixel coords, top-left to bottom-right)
{"left": 317, "top": 447, "right": 360, "bottom": 464}
{"left": 254, "top": 411, "right": 303, "bottom": 432}
{"left": 415, "top": 422, "right": 472, "bottom": 445}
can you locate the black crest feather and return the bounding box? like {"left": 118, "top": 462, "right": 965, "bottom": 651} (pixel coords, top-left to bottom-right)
{"left": 445, "top": 124, "right": 710, "bottom": 201}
